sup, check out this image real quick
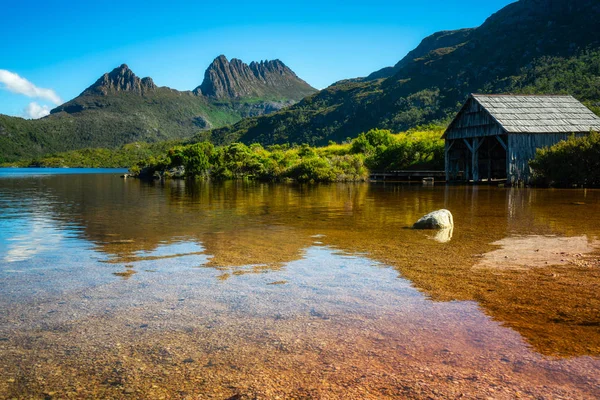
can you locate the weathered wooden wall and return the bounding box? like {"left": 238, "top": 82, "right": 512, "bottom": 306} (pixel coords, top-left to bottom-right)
{"left": 445, "top": 94, "right": 596, "bottom": 183}
{"left": 445, "top": 98, "right": 505, "bottom": 140}
{"left": 507, "top": 133, "right": 582, "bottom": 183}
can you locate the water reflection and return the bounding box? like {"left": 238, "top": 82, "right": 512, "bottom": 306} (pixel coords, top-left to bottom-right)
{"left": 1, "top": 175, "right": 599, "bottom": 364}
{"left": 429, "top": 226, "right": 454, "bottom": 243}
{"left": 2, "top": 218, "right": 64, "bottom": 263}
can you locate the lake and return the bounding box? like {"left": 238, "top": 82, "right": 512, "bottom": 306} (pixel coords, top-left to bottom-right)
{"left": 1, "top": 169, "right": 599, "bottom": 398}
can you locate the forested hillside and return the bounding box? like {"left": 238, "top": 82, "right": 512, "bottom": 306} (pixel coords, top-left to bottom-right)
{"left": 0, "top": 58, "right": 316, "bottom": 162}
{"left": 203, "top": 0, "right": 600, "bottom": 146}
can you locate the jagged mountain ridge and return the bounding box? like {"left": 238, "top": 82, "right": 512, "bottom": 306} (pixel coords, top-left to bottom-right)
{"left": 53, "top": 57, "right": 315, "bottom": 115}
{"left": 3, "top": 0, "right": 600, "bottom": 162}
{"left": 0, "top": 57, "right": 317, "bottom": 162}
{"left": 196, "top": 55, "right": 314, "bottom": 100}
{"left": 204, "top": 0, "right": 600, "bottom": 147}
{"left": 81, "top": 64, "right": 157, "bottom": 96}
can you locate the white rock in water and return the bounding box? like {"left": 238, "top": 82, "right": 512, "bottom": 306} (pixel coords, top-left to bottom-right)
{"left": 413, "top": 209, "right": 454, "bottom": 230}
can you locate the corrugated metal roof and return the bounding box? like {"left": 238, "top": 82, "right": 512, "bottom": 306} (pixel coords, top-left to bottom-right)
{"left": 472, "top": 94, "right": 600, "bottom": 133}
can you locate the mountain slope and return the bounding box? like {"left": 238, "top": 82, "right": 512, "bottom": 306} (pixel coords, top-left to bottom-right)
{"left": 80, "top": 63, "right": 157, "bottom": 96}
{"left": 0, "top": 58, "right": 316, "bottom": 162}
{"left": 195, "top": 55, "right": 315, "bottom": 100}
{"left": 366, "top": 28, "right": 474, "bottom": 81}
{"left": 204, "top": 0, "right": 600, "bottom": 146}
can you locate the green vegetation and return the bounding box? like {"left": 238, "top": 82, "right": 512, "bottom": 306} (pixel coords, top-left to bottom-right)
{"left": 530, "top": 132, "right": 600, "bottom": 187}
{"left": 350, "top": 126, "right": 445, "bottom": 171}
{"left": 202, "top": 0, "right": 600, "bottom": 148}
{"left": 133, "top": 127, "right": 444, "bottom": 182}
{"left": 493, "top": 50, "right": 600, "bottom": 114}
{"left": 204, "top": 50, "right": 600, "bottom": 148}
{"left": 0, "top": 59, "right": 315, "bottom": 163}
{"left": 4, "top": 141, "right": 181, "bottom": 168}
{"left": 0, "top": 90, "right": 248, "bottom": 163}
{"left": 3, "top": 1, "right": 599, "bottom": 165}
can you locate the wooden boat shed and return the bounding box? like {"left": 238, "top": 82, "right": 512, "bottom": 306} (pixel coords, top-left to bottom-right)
{"left": 443, "top": 94, "right": 600, "bottom": 184}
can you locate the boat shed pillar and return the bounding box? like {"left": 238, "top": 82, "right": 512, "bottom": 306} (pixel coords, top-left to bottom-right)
{"left": 472, "top": 137, "right": 479, "bottom": 182}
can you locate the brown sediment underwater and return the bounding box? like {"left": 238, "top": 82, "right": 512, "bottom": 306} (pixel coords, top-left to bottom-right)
{"left": 1, "top": 176, "right": 599, "bottom": 398}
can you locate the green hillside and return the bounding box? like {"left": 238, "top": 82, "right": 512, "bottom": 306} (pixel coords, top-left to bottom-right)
{"left": 0, "top": 58, "right": 316, "bottom": 163}
{"left": 3, "top": 0, "right": 600, "bottom": 163}
{"left": 0, "top": 90, "right": 243, "bottom": 163}
{"left": 203, "top": 0, "right": 600, "bottom": 147}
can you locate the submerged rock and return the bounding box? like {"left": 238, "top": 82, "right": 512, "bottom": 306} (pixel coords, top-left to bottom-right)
{"left": 413, "top": 209, "right": 454, "bottom": 230}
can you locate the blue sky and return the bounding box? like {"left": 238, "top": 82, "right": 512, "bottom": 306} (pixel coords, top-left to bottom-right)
{"left": 0, "top": 0, "right": 514, "bottom": 118}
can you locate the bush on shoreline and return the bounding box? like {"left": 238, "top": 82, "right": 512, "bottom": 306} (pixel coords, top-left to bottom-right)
{"left": 132, "top": 127, "right": 445, "bottom": 182}
{"left": 530, "top": 132, "right": 600, "bottom": 187}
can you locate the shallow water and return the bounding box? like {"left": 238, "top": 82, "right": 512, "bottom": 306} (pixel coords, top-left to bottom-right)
{"left": 0, "top": 173, "right": 599, "bottom": 398}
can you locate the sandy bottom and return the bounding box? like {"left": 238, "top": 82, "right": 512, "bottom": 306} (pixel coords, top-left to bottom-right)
{"left": 2, "top": 180, "right": 600, "bottom": 399}
{"left": 1, "top": 246, "right": 599, "bottom": 399}
{"left": 474, "top": 235, "right": 600, "bottom": 270}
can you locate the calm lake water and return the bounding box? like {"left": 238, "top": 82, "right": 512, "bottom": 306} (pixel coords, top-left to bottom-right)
{"left": 0, "top": 170, "right": 599, "bottom": 398}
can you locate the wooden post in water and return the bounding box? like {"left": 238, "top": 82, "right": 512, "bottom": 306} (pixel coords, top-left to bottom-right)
{"left": 472, "top": 137, "right": 479, "bottom": 182}
{"left": 495, "top": 135, "right": 508, "bottom": 182}
{"left": 463, "top": 138, "right": 472, "bottom": 182}
{"left": 445, "top": 141, "right": 450, "bottom": 182}
{"left": 444, "top": 140, "right": 455, "bottom": 182}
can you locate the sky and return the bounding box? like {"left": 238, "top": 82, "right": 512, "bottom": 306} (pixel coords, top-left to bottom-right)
{"left": 0, "top": 0, "right": 514, "bottom": 119}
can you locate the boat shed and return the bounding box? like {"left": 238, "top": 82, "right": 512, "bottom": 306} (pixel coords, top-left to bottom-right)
{"left": 443, "top": 94, "right": 600, "bottom": 184}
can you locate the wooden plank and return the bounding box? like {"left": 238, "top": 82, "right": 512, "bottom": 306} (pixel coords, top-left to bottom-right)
{"left": 474, "top": 137, "right": 485, "bottom": 151}
{"left": 463, "top": 138, "right": 473, "bottom": 152}
{"left": 472, "top": 138, "right": 479, "bottom": 182}
{"left": 506, "top": 135, "right": 510, "bottom": 184}
{"left": 445, "top": 141, "right": 450, "bottom": 182}
{"left": 370, "top": 170, "right": 447, "bottom": 182}
{"left": 496, "top": 135, "right": 507, "bottom": 150}
{"left": 446, "top": 139, "right": 455, "bottom": 152}
{"left": 507, "top": 133, "right": 571, "bottom": 184}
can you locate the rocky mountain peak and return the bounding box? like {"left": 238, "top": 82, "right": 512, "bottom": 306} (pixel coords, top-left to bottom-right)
{"left": 195, "top": 55, "right": 316, "bottom": 100}
{"left": 82, "top": 64, "right": 156, "bottom": 96}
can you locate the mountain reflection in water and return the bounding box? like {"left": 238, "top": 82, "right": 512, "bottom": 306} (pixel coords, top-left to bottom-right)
{"left": 1, "top": 173, "right": 599, "bottom": 398}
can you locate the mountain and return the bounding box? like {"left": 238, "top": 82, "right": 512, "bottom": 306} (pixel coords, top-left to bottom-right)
{"left": 366, "top": 28, "right": 474, "bottom": 81}
{"left": 196, "top": 55, "right": 315, "bottom": 100}
{"left": 80, "top": 64, "right": 157, "bottom": 96}
{"left": 0, "top": 57, "right": 316, "bottom": 162}
{"left": 203, "top": 0, "right": 600, "bottom": 146}
{"left": 4, "top": 0, "right": 600, "bottom": 163}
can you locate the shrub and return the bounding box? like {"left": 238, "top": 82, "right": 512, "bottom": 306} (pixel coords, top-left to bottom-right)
{"left": 182, "top": 142, "right": 214, "bottom": 177}
{"left": 350, "top": 129, "right": 395, "bottom": 155}
{"left": 285, "top": 156, "right": 337, "bottom": 182}
{"left": 530, "top": 132, "right": 600, "bottom": 186}
{"left": 131, "top": 126, "right": 444, "bottom": 182}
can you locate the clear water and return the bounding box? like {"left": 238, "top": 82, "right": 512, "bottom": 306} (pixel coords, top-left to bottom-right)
{"left": 0, "top": 167, "right": 128, "bottom": 178}
{"left": 1, "top": 172, "right": 599, "bottom": 398}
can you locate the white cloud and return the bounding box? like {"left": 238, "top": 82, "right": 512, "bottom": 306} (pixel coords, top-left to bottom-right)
{"left": 0, "top": 69, "right": 61, "bottom": 105}
{"left": 24, "top": 102, "right": 51, "bottom": 119}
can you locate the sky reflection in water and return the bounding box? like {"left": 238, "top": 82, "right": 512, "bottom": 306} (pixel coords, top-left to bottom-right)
{"left": 1, "top": 172, "right": 599, "bottom": 398}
